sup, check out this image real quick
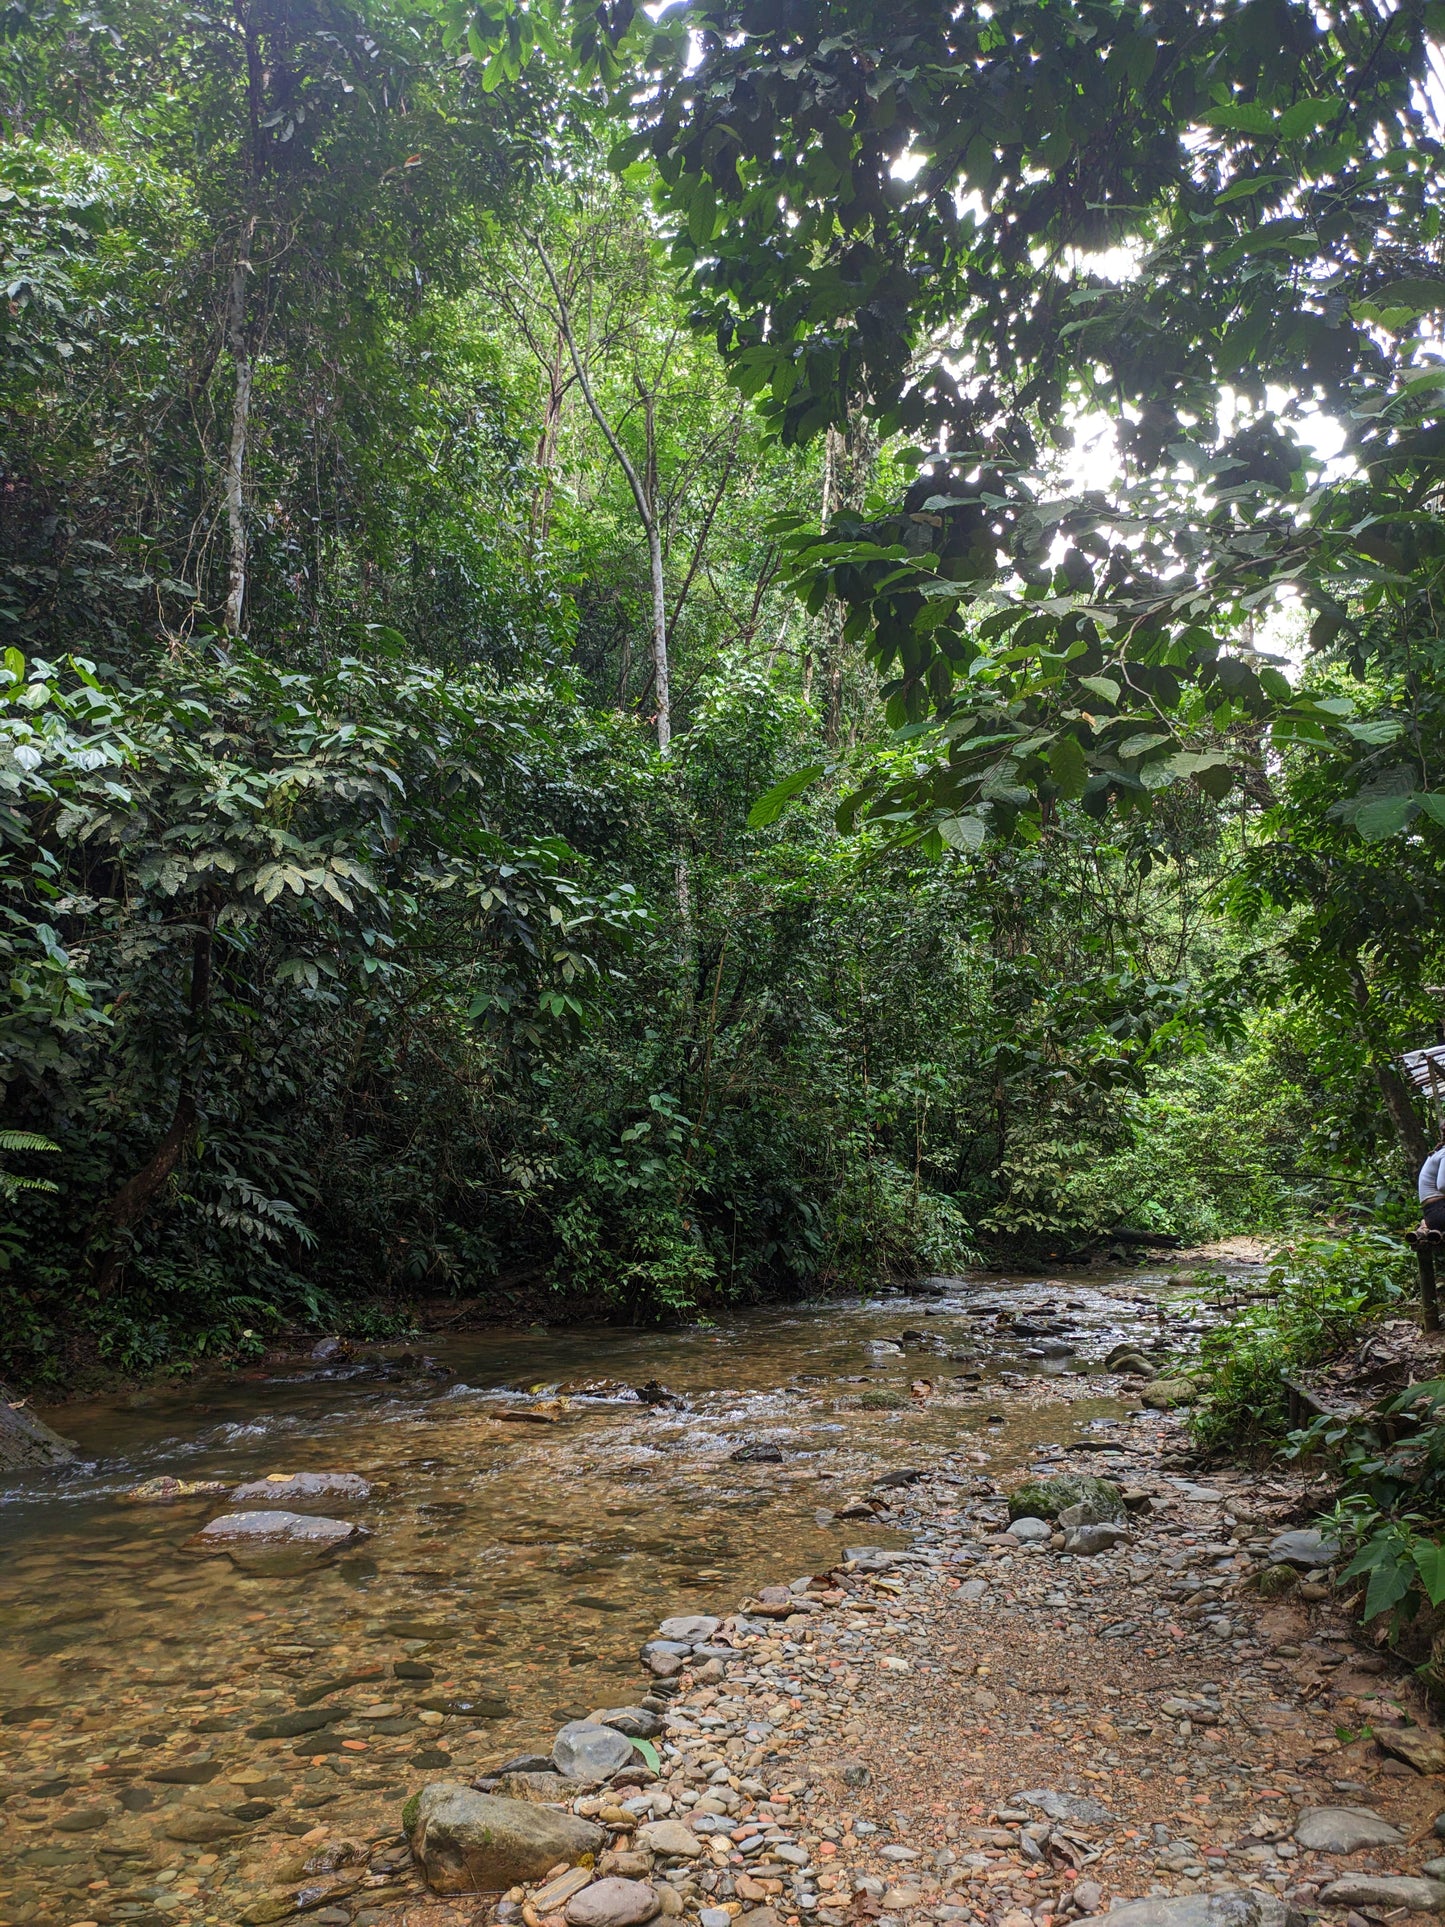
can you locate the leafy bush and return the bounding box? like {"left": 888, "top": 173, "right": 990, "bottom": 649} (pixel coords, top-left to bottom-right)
{"left": 1191, "top": 1231, "right": 1410, "bottom": 1449}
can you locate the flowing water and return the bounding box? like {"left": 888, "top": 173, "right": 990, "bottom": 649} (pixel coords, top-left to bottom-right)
{"left": 0, "top": 1268, "right": 1236, "bottom": 1927}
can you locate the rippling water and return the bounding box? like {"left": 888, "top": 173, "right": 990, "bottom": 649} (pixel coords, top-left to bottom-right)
{"left": 0, "top": 1267, "right": 1236, "bottom": 1927}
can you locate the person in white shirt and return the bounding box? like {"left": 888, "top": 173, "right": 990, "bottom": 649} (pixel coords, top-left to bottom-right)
{"left": 1419, "top": 1142, "right": 1445, "bottom": 1235}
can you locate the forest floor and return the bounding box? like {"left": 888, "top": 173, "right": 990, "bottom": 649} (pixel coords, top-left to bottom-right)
{"left": 386, "top": 1374, "right": 1445, "bottom": 1927}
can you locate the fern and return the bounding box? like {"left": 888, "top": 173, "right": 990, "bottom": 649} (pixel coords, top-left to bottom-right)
{"left": 0, "top": 1131, "right": 60, "bottom": 1201}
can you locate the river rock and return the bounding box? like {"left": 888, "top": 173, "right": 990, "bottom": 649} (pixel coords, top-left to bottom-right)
{"left": 588, "top": 1706, "right": 664, "bottom": 1739}
{"left": 0, "top": 1381, "right": 76, "bottom": 1469}
{"left": 565, "top": 1878, "right": 661, "bottom": 1927}
{"left": 657, "top": 1616, "right": 719, "bottom": 1642}
{"left": 1103, "top": 1896, "right": 1302, "bottom": 1927}
{"left": 1006, "top": 1517, "right": 1052, "bottom": 1545}
{"left": 164, "top": 1812, "right": 248, "bottom": 1843}
{"left": 1140, "top": 1377, "right": 1198, "bottom": 1410}
{"left": 1063, "top": 1522, "right": 1130, "bottom": 1555}
{"left": 1267, "top": 1528, "right": 1340, "bottom": 1569}
{"left": 229, "top": 1471, "right": 372, "bottom": 1509}
{"left": 634, "top": 1820, "right": 702, "bottom": 1860}
{"left": 186, "top": 1511, "right": 368, "bottom": 1573}
{"left": 404, "top": 1784, "right": 605, "bottom": 1894}
{"left": 1008, "top": 1475, "right": 1125, "bottom": 1523}
{"left": 553, "top": 1721, "right": 636, "bottom": 1780}
{"left": 1294, "top": 1807, "right": 1403, "bottom": 1853}
{"left": 123, "top": 1476, "right": 229, "bottom": 1503}
{"left": 1320, "top": 1877, "right": 1445, "bottom": 1912}
{"left": 54, "top": 1806, "right": 109, "bottom": 1832}
{"left": 1018, "top": 1789, "right": 1115, "bottom": 1825}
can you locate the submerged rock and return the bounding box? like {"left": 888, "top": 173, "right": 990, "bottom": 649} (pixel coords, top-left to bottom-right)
{"left": 1103, "top": 1896, "right": 1302, "bottom": 1927}
{"left": 122, "top": 1476, "right": 229, "bottom": 1504}
{"left": 404, "top": 1783, "right": 605, "bottom": 1894}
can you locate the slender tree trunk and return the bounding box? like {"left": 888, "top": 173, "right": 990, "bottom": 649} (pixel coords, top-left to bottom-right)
{"left": 531, "top": 337, "right": 566, "bottom": 547}
{"left": 647, "top": 519, "right": 671, "bottom": 752}
{"left": 93, "top": 917, "right": 215, "bottom": 1296}
{"left": 222, "top": 242, "right": 255, "bottom": 634}
{"left": 820, "top": 409, "right": 876, "bottom": 745}
{"left": 1349, "top": 962, "right": 1430, "bottom": 1175}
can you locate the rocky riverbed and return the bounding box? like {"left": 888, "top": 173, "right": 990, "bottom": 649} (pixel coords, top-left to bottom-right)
{"left": 6, "top": 1265, "right": 1443, "bottom": 1927}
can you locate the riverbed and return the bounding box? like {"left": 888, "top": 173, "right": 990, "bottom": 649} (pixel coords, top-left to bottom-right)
{"left": 0, "top": 1268, "right": 1230, "bottom": 1927}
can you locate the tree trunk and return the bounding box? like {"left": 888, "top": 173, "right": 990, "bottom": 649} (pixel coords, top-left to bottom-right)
{"left": 1349, "top": 963, "right": 1430, "bottom": 1176}
{"left": 92, "top": 919, "right": 214, "bottom": 1296}
{"left": 821, "top": 410, "right": 876, "bottom": 746}
{"left": 648, "top": 518, "right": 671, "bottom": 752}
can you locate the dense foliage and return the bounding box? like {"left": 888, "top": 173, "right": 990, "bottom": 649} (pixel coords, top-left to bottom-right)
{"left": 2, "top": 0, "right": 1443, "bottom": 1383}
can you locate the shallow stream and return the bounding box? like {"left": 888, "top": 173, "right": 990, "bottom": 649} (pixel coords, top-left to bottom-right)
{"left": 0, "top": 1267, "right": 1238, "bottom": 1927}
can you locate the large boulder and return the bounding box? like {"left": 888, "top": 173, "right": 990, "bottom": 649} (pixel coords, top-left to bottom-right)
{"left": 0, "top": 1384, "right": 75, "bottom": 1470}
{"left": 1319, "top": 1877, "right": 1445, "bottom": 1913}
{"left": 1008, "top": 1476, "right": 1125, "bottom": 1524}
{"left": 404, "top": 1784, "right": 605, "bottom": 1895}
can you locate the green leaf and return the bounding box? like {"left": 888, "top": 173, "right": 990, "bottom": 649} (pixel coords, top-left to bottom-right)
{"left": 747, "top": 764, "right": 825, "bottom": 829}
{"left": 1416, "top": 794, "right": 1445, "bottom": 828}
{"left": 1047, "top": 733, "right": 1089, "bottom": 799}
{"left": 938, "top": 813, "right": 986, "bottom": 852}
{"left": 1413, "top": 1541, "right": 1445, "bottom": 1609}
{"left": 631, "top": 1737, "right": 661, "bottom": 1773}
{"left": 1078, "top": 675, "right": 1120, "bottom": 707}
{"left": 1115, "top": 731, "right": 1171, "bottom": 761}
{"left": 1355, "top": 794, "right": 1419, "bottom": 841}
{"left": 1363, "top": 1552, "right": 1414, "bottom": 1622}
{"left": 1277, "top": 98, "right": 1342, "bottom": 139}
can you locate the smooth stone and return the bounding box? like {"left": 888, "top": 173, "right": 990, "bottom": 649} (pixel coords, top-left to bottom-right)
{"left": 736, "top": 1912, "right": 782, "bottom": 1927}
{"left": 588, "top": 1706, "right": 664, "bottom": 1739}
{"left": 634, "top": 1820, "right": 702, "bottom": 1860}
{"left": 564, "top": 1877, "right": 661, "bottom": 1927}
{"left": 1294, "top": 1807, "right": 1403, "bottom": 1853}
{"left": 186, "top": 1511, "right": 367, "bottom": 1566}
{"left": 1006, "top": 1517, "right": 1052, "bottom": 1545}
{"left": 1424, "top": 1860, "right": 1445, "bottom": 1879}
{"left": 1140, "top": 1377, "right": 1198, "bottom": 1410}
{"left": 148, "top": 1761, "right": 223, "bottom": 1784}
{"left": 1063, "top": 1522, "right": 1130, "bottom": 1556}
{"left": 535, "top": 1869, "right": 596, "bottom": 1912}
{"left": 54, "top": 1807, "right": 109, "bottom": 1832}
{"left": 699, "top": 1912, "right": 733, "bottom": 1927}
{"left": 1103, "top": 1896, "right": 1302, "bottom": 1927}
{"left": 229, "top": 1472, "right": 372, "bottom": 1509}
{"left": 163, "top": 1812, "right": 247, "bottom": 1843}
{"left": 657, "top": 1616, "right": 719, "bottom": 1642}
{"left": 553, "top": 1720, "right": 636, "bottom": 1781}
{"left": 1268, "top": 1529, "right": 1340, "bottom": 1569}
{"left": 1018, "top": 1789, "right": 1115, "bottom": 1825}
{"left": 248, "top": 1710, "right": 347, "bottom": 1739}
{"left": 404, "top": 1784, "right": 605, "bottom": 1894}
{"left": 957, "top": 1579, "right": 988, "bottom": 1602}
{"left": 1320, "top": 1877, "right": 1445, "bottom": 1912}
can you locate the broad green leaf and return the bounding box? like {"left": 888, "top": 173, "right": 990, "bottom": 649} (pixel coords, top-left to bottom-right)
{"left": 1047, "top": 733, "right": 1089, "bottom": 799}
{"left": 1356, "top": 794, "right": 1419, "bottom": 841}
{"left": 938, "top": 812, "right": 986, "bottom": 851}
{"left": 1078, "top": 675, "right": 1120, "bottom": 706}
{"left": 747, "top": 764, "right": 825, "bottom": 829}
{"left": 1413, "top": 1540, "right": 1445, "bottom": 1609}
{"left": 1416, "top": 794, "right": 1445, "bottom": 828}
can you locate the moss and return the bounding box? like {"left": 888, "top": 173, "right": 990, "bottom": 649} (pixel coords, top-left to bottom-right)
{"left": 401, "top": 1792, "right": 421, "bottom": 1837}
{"left": 855, "top": 1389, "right": 907, "bottom": 1410}
{"left": 1257, "top": 1563, "right": 1299, "bottom": 1598}
{"left": 1007, "top": 1474, "right": 1125, "bottom": 1522}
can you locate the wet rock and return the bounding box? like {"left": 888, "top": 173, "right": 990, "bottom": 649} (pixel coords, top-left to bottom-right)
{"left": 164, "top": 1812, "right": 248, "bottom": 1843}
{"left": 589, "top": 1707, "right": 664, "bottom": 1739}
{"left": 553, "top": 1720, "right": 636, "bottom": 1780}
{"left": 229, "top": 1472, "right": 372, "bottom": 1509}
{"left": 564, "top": 1878, "right": 661, "bottom": 1927}
{"left": 634, "top": 1820, "right": 702, "bottom": 1860}
{"left": 0, "top": 1381, "right": 76, "bottom": 1468}
{"left": 311, "top": 1337, "right": 348, "bottom": 1361}
{"left": 731, "top": 1444, "right": 783, "bottom": 1463}
{"left": 395, "top": 1661, "right": 435, "bottom": 1681}
{"left": 54, "top": 1806, "right": 109, "bottom": 1832}
{"left": 1320, "top": 1877, "right": 1445, "bottom": 1912}
{"left": 1294, "top": 1808, "right": 1403, "bottom": 1853}
{"left": 148, "top": 1760, "right": 224, "bottom": 1784}
{"left": 1008, "top": 1476, "right": 1125, "bottom": 1523}
{"left": 249, "top": 1709, "right": 348, "bottom": 1740}
{"left": 1267, "top": 1529, "right": 1340, "bottom": 1570}
{"left": 122, "top": 1476, "right": 229, "bottom": 1503}
{"left": 186, "top": 1510, "right": 368, "bottom": 1573}
{"left": 403, "top": 1784, "right": 605, "bottom": 1895}
{"left": 1103, "top": 1894, "right": 1302, "bottom": 1927}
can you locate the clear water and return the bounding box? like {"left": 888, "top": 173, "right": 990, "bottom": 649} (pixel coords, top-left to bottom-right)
{"left": 0, "top": 1269, "right": 1226, "bottom": 1926}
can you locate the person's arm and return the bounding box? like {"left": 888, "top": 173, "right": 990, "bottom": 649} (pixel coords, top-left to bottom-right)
{"left": 1422, "top": 1150, "right": 1444, "bottom": 1202}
